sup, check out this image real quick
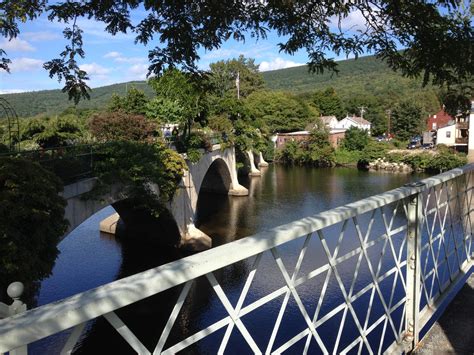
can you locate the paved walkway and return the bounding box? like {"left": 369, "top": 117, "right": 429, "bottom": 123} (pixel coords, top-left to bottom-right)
{"left": 414, "top": 272, "right": 474, "bottom": 354}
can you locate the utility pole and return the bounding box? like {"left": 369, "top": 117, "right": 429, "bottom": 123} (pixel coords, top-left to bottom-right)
{"left": 358, "top": 106, "right": 367, "bottom": 119}
{"left": 386, "top": 109, "right": 392, "bottom": 136}
{"left": 235, "top": 71, "right": 240, "bottom": 100}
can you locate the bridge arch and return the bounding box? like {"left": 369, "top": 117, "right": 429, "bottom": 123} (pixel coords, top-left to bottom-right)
{"left": 197, "top": 157, "right": 233, "bottom": 195}
{"left": 62, "top": 146, "right": 248, "bottom": 250}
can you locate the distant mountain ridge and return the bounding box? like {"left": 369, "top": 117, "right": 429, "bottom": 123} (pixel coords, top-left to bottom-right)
{"left": 0, "top": 55, "right": 439, "bottom": 118}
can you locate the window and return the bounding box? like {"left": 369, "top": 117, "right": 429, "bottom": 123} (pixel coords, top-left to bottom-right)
{"left": 446, "top": 131, "right": 451, "bottom": 138}
{"left": 432, "top": 123, "right": 437, "bottom": 129}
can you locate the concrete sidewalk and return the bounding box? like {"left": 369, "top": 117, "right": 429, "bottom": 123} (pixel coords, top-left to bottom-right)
{"left": 414, "top": 272, "right": 474, "bottom": 354}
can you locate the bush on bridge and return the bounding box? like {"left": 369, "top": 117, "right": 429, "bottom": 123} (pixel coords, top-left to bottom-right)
{"left": 88, "top": 111, "right": 157, "bottom": 142}
{"left": 90, "top": 141, "right": 187, "bottom": 216}
{"left": 0, "top": 157, "right": 68, "bottom": 302}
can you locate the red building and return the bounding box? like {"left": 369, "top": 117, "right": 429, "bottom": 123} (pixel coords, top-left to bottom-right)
{"left": 426, "top": 108, "right": 454, "bottom": 131}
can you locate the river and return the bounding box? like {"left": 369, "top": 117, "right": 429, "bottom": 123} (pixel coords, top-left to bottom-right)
{"left": 32, "top": 165, "right": 427, "bottom": 354}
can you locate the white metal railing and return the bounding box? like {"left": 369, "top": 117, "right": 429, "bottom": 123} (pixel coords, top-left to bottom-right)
{"left": 1, "top": 165, "right": 473, "bottom": 354}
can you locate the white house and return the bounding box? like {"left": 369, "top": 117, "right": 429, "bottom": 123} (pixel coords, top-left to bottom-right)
{"left": 337, "top": 115, "right": 371, "bottom": 134}
{"left": 320, "top": 115, "right": 339, "bottom": 129}
{"left": 436, "top": 123, "right": 456, "bottom": 146}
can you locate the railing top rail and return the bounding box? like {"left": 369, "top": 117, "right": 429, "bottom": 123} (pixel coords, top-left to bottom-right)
{"left": 0, "top": 164, "right": 473, "bottom": 351}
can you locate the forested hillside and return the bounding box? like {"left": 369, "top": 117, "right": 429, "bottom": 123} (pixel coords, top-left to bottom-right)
{"left": 0, "top": 81, "right": 154, "bottom": 118}
{"left": 262, "top": 55, "right": 440, "bottom": 112}
{"left": 0, "top": 55, "right": 440, "bottom": 118}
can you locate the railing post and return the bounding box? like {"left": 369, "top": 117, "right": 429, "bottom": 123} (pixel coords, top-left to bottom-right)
{"left": 0, "top": 282, "right": 28, "bottom": 354}
{"left": 404, "top": 182, "right": 424, "bottom": 352}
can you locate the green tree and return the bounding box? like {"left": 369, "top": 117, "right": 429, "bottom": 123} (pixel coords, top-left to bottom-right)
{"left": 148, "top": 68, "right": 206, "bottom": 139}
{"left": 0, "top": 157, "right": 68, "bottom": 299}
{"left": 2, "top": 2, "right": 471, "bottom": 103}
{"left": 109, "top": 87, "right": 149, "bottom": 115}
{"left": 245, "top": 90, "right": 313, "bottom": 133}
{"left": 208, "top": 55, "right": 265, "bottom": 99}
{"left": 21, "top": 115, "right": 85, "bottom": 148}
{"left": 312, "top": 88, "right": 344, "bottom": 118}
{"left": 145, "top": 97, "right": 185, "bottom": 124}
{"left": 341, "top": 127, "right": 369, "bottom": 151}
{"left": 391, "top": 100, "right": 425, "bottom": 141}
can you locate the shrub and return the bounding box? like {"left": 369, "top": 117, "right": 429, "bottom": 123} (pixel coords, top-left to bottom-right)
{"left": 90, "top": 141, "right": 186, "bottom": 214}
{"left": 334, "top": 149, "right": 361, "bottom": 165}
{"left": 341, "top": 127, "right": 369, "bottom": 151}
{"left": 0, "top": 157, "right": 68, "bottom": 299}
{"left": 402, "top": 152, "right": 432, "bottom": 170}
{"left": 275, "top": 140, "right": 302, "bottom": 164}
{"left": 21, "top": 116, "right": 85, "bottom": 148}
{"left": 307, "top": 144, "right": 335, "bottom": 167}
{"left": 359, "top": 141, "right": 390, "bottom": 165}
{"left": 89, "top": 111, "right": 156, "bottom": 142}
{"left": 391, "top": 139, "right": 408, "bottom": 149}
{"left": 426, "top": 151, "right": 467, "bottom": 173}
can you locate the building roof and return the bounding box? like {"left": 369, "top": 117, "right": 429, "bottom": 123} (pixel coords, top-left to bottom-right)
{"left": 426, "top": 108, "right": 455, "bottom": 130}
{"left": 344, "top": 115, "right": 371, "bottom": 125}
{"left": 320, "top": 115, "right": 338, "bottom": 124}
{"left": 277, "top": 131, "right": 309, "bottom": 136}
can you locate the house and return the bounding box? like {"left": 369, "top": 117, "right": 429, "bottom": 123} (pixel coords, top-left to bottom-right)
{"left": 320, "top": 116, "right": 339, "bottom": 129}
{"left": 337, "top": 115, "right": 371, "bottom": 134}
{"left": 436, "top": 124, "right": 456, "bottom": 146}
{"left": 305, "top": 116, "right": 339, "bottom": 131}
{"left": 435, "top": 113, "right": 469, "bottom": 150}
{"left": 426, "top": 108, "right": 454, "bottom": 131}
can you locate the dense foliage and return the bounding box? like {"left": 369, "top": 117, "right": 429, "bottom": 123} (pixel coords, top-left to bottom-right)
{"left": 245, "top": 90, "right": 315, "bottom": 133}
{"left": 20, "top": 115, "right": 85, "bottom": 148}
{"left": 148, "top": 68, "right": 206, "bottom": 139}
{"left": 0, "top": 157, "right": 68, "bottom": 298}
{"left": 89, "top": 111, "right": 156, "bottom": 142}
{"left": 312, "top": 88, "right": 344, "bottom": 118}
{"left": 208, "top": 56, "right": 265, "bottom": 99}
{"left": 108, "top": 87, "right": 149, "bottom": 115}
{"left": 391, "top": 100, "right": 426, "bottom": 141}
{"left": 341, "top": 127, "right": 369, "bottom": 151}
{"left": 91, "top": 141, "right": 187, "bottom": 215}
{"left": 275, "top": 128, "right": 335, "bottom": 167}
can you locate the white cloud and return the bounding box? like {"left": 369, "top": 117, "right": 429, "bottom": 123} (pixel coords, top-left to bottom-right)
{"left": 258, "top": 58, "right": 304, "bottom": 72}
{"left": 0, "top": 38, "right": 35, "bottom": 52}
{"left": 80, "top": 63, "right": 111, "bottom": 76}
{"left": 329, "top": 10, "right": 370, "bottom": 32}
{"left": 0, "top": 89, "right": 27, "bottom": 94}
{"left": 22, "top": 31, "right": 60, "bottom": 42}
{"left": 103, "top": 51, "right": 146, "bottom": 64}
{"left": 115, "top": 56, "right": 147, "bottom": 64}
{"left": 104, "top": 51, "right": 121, "bottom": 59}
{"left": 9, "top": 58, "right": 43, "bottom": 72}
{"left": 127, "top": 64, "right": 148, "bottom": 80}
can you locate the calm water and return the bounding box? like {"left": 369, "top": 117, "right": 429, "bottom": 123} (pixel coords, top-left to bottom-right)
{"left": 32, "top": 165, "right": 427, "bottom": 354}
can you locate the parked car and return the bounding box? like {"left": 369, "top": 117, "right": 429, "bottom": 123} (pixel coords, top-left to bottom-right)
{"left": 407, "top": 141, "right": 420, "bottom": 149}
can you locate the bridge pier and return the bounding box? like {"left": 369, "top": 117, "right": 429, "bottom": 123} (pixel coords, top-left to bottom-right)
{"left": 255, "top": 151, "right": 269, "bottom": 167}
{"left": 246, "top": 150, "right": 261, "bottom": 176}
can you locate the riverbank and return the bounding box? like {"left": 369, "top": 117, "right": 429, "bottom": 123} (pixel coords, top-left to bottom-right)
{"left": 274, "top": 139, "right": 467, "bottom": 174}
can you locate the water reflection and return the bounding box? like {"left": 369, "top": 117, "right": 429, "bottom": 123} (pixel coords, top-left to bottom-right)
{"left": 33, "top": 165, "right": 427, "bottom": 354}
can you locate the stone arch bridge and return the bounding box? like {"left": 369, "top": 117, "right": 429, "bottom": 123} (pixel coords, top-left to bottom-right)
{"left": 61, "top": 145, "right": 266, "bottom": 250}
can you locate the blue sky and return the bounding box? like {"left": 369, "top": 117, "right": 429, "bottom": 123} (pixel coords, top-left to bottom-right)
{"left": 0, "top": 9, "right": 366, "bottom": 94}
